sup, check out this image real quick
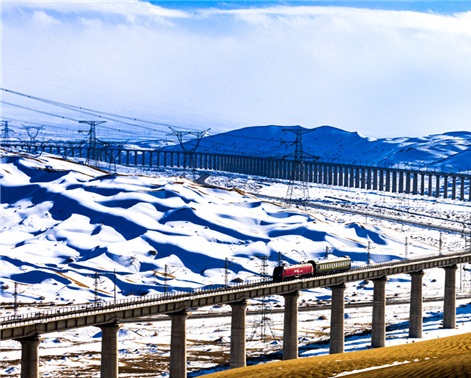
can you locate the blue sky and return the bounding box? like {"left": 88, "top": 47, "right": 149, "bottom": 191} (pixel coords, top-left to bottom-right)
{"left": 2, "top": 0, "right": 471, "bottom": 139}
{"left": 149, "top": 1, "right": 471, "bottom": 13}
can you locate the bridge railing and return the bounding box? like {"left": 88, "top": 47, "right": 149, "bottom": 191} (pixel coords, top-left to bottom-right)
{"left": 0, "top": 277, "right": 270, "bottom": 327}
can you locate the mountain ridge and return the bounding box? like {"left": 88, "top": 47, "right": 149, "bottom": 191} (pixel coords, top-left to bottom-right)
{"left": 162, "top": 125, "right": 471, "bottom": 173}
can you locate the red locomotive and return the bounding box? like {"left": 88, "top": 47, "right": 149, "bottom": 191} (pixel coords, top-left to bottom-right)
{"left": 273, "top": 256, "right": 351, "bottom": 281}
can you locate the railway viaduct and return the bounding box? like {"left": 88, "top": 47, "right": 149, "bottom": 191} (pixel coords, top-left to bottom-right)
{"left": 5, "top": 143, "right": 471, "bottom": 201}
{"left": 2, "top": 251, "right": 471, "bottom": 378}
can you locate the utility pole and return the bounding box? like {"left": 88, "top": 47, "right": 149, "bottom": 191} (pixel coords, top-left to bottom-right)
{"left": 13, "top": 282, "right": 18, "bottom": 315}
{"left": 164, "top": 264, "right": 170, "bottom": 295}
{"left": 79, "top": 120, "right": 106, "bottom": 165}
{"left": 113, "top": 269, "right": 117, "bottom": 304}
{"left": 12, "top": 282, "right": 33, "bottom": 315}
{"left": 225, "top": 258, "right": 230, "bottom": 287}
{"left": 283, "top": 127, "right": 319, "bottom": 206}
{"left": 94, "top": 272, "right": 99, "bottom": 306}
{"left": 405, "top": 236, "right": 409, "bottom": 259}
{"left": 439, "top": 232, "right": 443, "bottom": 255}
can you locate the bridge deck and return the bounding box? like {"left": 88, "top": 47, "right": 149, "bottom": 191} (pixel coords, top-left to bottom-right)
{"left": 1, "top": 251, "right": 471, "bottom": 341}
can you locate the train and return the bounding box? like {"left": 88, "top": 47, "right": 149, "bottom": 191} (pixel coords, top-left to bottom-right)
{"left": 272, "top": 256, "right": 351, "bottom": 281}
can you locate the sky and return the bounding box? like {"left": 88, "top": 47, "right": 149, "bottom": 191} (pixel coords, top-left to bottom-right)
{"left": 1, "top": 0, "right": 471, "bottom": 140}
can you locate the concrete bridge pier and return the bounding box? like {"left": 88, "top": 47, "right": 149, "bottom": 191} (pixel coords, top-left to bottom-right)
{"left": 18, "top": 335, "right": 40, "bottom": 378}
{"left": 229, "top": 300, "right": 248, "bottom": 368}
{"left": 443, "top": 265, "right": 458, "bottom": 329}
{"left": 283, "top": 291, "right": 299, "bottom": 360}
{"left": 392, "top": 171, "right": 397, "bottom": 193}
{"left": 170, "top": 310, "right": 188, "bottom": 378}
{"left": 443, "top": 176, "right": 449, "bottom": 198}
{"left": 371, "top": 276, "right": 387, "bottom": 348}
{"left": 100, "top": 322, "right": 121, "bottom": 378}
{"left": 452, "top": 177, "right": 457, "bottom": 199}
{"left": 330, "top": 283, "right": 346, "bottom": 354}
{"left": 435, "top": 175, "right": 441, "bottom": 198}
{"left": 409, "top": 270, "right": 424, "bottom": 338}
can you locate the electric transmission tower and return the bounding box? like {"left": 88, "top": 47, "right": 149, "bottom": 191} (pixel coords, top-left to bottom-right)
{"left": 22, "top": 124, "right": 44, "bottom": 152}
{"left": 169, "top": 127, "right": 210, "bottom": 179}
{"left": 282, "top": 128, "right": 319, "bottom": 206}
{"left": 78, "top": 120, "right": 106, "bottom": 165}
{"left": 249, "top": 256, "right": 277, "bottom": 344}
{"left": 0, "top": 121, "right": 13, "bottom": 146}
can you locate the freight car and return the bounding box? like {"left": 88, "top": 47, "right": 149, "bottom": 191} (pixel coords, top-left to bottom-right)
{"left": 272, "top": 256, "right": 351, "bottom": 281}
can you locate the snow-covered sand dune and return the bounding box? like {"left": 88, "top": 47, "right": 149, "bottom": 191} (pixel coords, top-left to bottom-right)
{"left": 1, "top": 128, "right": 470, "bottom": 376}
{"left": 1, "top": 149, "right": 428, "bottom": 306}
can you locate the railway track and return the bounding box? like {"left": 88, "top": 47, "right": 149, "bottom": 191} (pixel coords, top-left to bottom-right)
{"left": 257, "top": 192, "right": 471, "bottom": 235}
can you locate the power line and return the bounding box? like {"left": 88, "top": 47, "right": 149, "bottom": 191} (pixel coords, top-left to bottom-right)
{"left": 1, "top": 97, "right": 164, "bottom": 134}
{"left": 1, "top": 100, "right": 79, "bottom": 122}
{"left": 1, "top": 62, "right": 252, "bottom": 129}
{"left": 2, "top": 88, "right": 320, "bottom": 150}
{"left": 2, "top": 88, "right": 326, "bottom": 160}
{"left": 1, "top": 87, "right": 194, "bottom": 133}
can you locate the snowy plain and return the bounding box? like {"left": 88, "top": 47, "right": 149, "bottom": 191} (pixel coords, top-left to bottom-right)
{"left": 1, "top": 126, "right": 471, "bottom": 377}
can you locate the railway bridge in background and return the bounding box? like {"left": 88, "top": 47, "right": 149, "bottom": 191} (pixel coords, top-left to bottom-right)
{"left": 4, "top": 143, "right": 471, "bottom": 201}
{"left": 2, "top": 251, "right": 471, "bottom": 378}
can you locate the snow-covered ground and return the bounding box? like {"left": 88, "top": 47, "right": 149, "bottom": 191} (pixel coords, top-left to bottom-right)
{"left": 1, "top": 146, "right": 470, "bottom": 376}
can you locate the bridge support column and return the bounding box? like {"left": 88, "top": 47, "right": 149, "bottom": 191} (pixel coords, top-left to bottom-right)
{"left": 385, "top": 170, "right": 391, "bottom": 191}
{"left": 409, "top": 270, "right": 424, "bottom": 338}
{"left": 443, "top": 176, "right": 449, "bottom": 198}
{"left": 435, "top": 174, "right": 441, "bottom": 198}
{"left": 330, "top": 283, "right": 346, "bottom": 354}
{"left": 443, "top": 265, "right": 458, "bottom": 329}
{"left": 18, "top": 335, "right": 40, "bottom": 378}
{"left": 230, "top": 300, "right": 248, "bottom": 368}
{"left": 428, "top": 174, "right": 433, "bottom": 196}
{"left": 460, "top": 177, "right": 465, "bottom": 200}
{"left": 283, "top": 291, "right": 299, "bottom": 360}
{"left": 412, "top": 173, "right": 418, "bottom": 195}
{"left": 371, "top": 276, "right": 387, "bottom": 348}
{"left": 451, "top": 176, "right": 457, "bottom": 199}
{"left": 170, "top": 310, "right": 188, "bottom": 378}
{"left": 100, "top": 322, "right": 120, "bottom": 378}
{"left": 392, "top": 171, "right": 397, "bottom": 193}
{"left": 399, "top": 171, "right": 405, "bottom": 193}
